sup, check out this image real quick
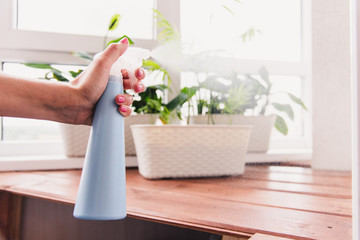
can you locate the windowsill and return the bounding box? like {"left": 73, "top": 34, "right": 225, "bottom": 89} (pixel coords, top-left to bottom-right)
{"left": 0, "top": 149, "right": 312, "bottom": 172}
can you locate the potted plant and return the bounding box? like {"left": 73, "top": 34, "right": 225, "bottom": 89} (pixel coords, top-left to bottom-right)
{"left": 124, "top": 83, "right": 171, "bottom": 156}
{"left": 189, "top": 66, "right": 307, "bottom": 152}
{"left": 131, "top": 84, "right": 253, "bottom": 179}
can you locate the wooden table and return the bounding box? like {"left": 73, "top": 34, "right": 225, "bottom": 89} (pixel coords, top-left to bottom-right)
{"left": 0, "top": 166, "right": 352, "bottom": 240}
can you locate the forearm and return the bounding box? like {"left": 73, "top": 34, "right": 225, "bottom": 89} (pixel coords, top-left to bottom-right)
{"left": 0, "top": 73, "right": 84, "bottom": 124}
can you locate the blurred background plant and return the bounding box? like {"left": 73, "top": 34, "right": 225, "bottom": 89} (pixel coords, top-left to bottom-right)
{"left": 183, "top": 66, "right": 307, "bottom": 135}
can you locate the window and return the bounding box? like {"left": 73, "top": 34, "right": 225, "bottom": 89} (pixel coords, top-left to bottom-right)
{"left": 17, "top": 0, "right": 155, "bottom": 39}
{"left": 0, "top": 0, "right": 310, "bottom": 170}
{"left": 180, "top": 0, "right": 310, "bottom": 149}
{"left": 181, "top": 0, "right": 302, "bottom": 61}
{"left": 0, "top": 0, "right": 157, "bottom": 58}
{"left": 0, "top": 0, "right": 165, "bottom": 163}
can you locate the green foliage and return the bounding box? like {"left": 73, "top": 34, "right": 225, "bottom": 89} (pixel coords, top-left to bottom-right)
{"left": 104, "top": 13, "right": 121, "bottom": 48}
{"left": 23, "top": 63, "right": 84, "bottom": 82}
{"left": 108, "top": 13, "right": 121, "bottom": 31}
{"left": 242, "top": 66, "right": 307, "bottom": 135}
{"left": 223, "top": 85, "right": 251, "bottom": 114}
{"left": 132, "top": 84, "right": 176, "bottom": 124}
{"left": 275, "top": 115, "right": 288, "bottom": 135}
{"left": 166, "top": 86, "right": 199, "bottom": 124}
{"left": 241, "top": 27, "right": 262, "bottom": 42}
{"left": 142, "top": 59, "right": 171, "bottom": 86}
{"left": 191, "top": 66, "right": 307, "bottom": 135}
{"left": 153, "top": 9, "right": 180, "bottom": 43}
{"left": 272, "top": 103, "right": 294, "bottom": 121}
{"left": 71, "top": 52, "right": 94, "bottom": 62}
{"left": 106, "top": 35, "right": 134, "bottom": 47}
{"left": 287, "top": 92, "right": 307, "bottom": 111}
{"left": 23, "top": 63, "right": 54, "bottom": 70}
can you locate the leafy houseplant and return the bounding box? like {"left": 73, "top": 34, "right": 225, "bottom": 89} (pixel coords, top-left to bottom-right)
{"left": 187, "top": 67, "right": 307, "bottom": 152}
{"left": 190, "top": 67, "right": 307, "bottom": 135}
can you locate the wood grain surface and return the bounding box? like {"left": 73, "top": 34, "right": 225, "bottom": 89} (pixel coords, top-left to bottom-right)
{"left": 0, "top": 166, "right": 352, "bottom": 240}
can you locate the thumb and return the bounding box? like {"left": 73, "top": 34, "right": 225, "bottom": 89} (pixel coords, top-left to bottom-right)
{"left": 93, "top": 38, "right": 129, "bottom": 70}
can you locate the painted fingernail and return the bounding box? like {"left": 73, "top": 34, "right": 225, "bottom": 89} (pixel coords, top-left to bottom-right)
{"left": 138, "top": 69, "right": 144, "bottom": 78}
{"left": 120, "top": 105, "right": 127, "bottom": 112}
{"left": 120, "top": 37, "right": 128, "bottom": 44}
{"left": 136, "top": 84, "right": 143, "bottom": 92}
{"left": 116, "top": 95, "right": 125, "bottom": 103}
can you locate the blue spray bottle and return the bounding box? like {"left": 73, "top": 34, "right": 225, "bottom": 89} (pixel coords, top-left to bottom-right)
{"left": 73, "top": 47, "right": 150, "bottom": 220}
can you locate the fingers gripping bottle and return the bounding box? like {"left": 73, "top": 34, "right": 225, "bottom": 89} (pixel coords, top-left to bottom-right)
{"left": 73, "top": 47, "right": 150, "bottom": 220}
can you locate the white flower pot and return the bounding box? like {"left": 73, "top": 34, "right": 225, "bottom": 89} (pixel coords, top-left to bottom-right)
{"left": 131, "top": 125, "right": 252, "bottom": 179}
{"left": 124, "top": 114, "right": 158, "bottom": 156}
{"left": 60, "top": 123, "right": 91, "bottom": 157}
{"left": 60, "top": 114, "right": 158, "bottom": 157}
{"left": 190, "top": 115, "right": 276, "bottom": 153}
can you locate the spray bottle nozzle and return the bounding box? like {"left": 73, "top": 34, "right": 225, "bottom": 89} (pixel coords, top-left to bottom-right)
{"left": 109, "top": 47, "right": 151, "bottom": 79}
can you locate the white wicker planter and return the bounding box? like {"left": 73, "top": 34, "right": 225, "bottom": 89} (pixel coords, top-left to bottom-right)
{"left": 60, "top": 123, "right": 91, "bottom": 157}
{"left": 131, "top": 125, "right": 252, "bottom": 179}
{"left": 60, "top": 114, "right": 158, "bottom": 157}
{"left": 124, "top": 114, "right": 158, "bottom": 156}
{"left": 190, "top": 115, "right": 276, "bottom": 153}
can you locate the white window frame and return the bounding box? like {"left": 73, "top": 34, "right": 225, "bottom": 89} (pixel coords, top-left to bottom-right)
{"left": 178, "top": 0, "right": 312, "bottom": 150}
{"left": 0, "top": 0, "right": 158, "bottom": 64}
{"left": 0, "top": 0, "right": 312, "bottom": 170}
{"left": 0, "top": 0, "right": 163, "bottom": 160}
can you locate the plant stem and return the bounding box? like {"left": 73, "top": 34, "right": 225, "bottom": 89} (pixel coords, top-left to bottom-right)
{"left": 187, "top": 99, "right": 191, "bottom": 125}
{"left": 103, "top": 30, "right": 109, "bottom": 50}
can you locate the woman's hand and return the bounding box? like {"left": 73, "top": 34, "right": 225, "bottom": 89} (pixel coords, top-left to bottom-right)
{"left": 114, "top": 68, "right": 145, "bottom": 118}
{"left": 70, "top": 38, "right": 145, "bottom": 125}
{"left": 0, "top": 38, "right": 145, "bottom": 125}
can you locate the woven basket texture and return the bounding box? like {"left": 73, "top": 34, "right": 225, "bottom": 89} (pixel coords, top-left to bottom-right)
{"left": 60, "top": 114, "right": 158, "bottom": 157}
{"left": 60, "top": 124, "right": 90, "bottom": 157}
{"left": 124, "top": 114, "right": 158, "bottom": 156}
{"left": 190, "top": 115, "right": 275, "bottom": 153}
{"left": 131, "top": 125, "right": 252, "bottom": 179}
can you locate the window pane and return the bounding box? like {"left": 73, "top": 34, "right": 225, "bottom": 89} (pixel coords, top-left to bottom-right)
{"left": 181, "top": 0, "right": 302, "bottom": 61}
{"left": 3, "top": 117, "right": 61, "bottom": 141}
{"left": 17, "top": 0, "right": 155, "bottom": 39}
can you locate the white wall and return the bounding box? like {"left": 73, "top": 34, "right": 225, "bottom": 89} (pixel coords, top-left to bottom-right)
{"left": 312, "top": 0, "right": 352, "bottom": 170}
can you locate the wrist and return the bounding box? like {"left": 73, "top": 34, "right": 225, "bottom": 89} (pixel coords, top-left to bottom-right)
{"left": 48, "top": 83, "right": 90, "bottom": 125}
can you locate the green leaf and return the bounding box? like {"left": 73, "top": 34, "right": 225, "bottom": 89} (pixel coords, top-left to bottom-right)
{"left": 272, "top": 103, "right": 294, "bottom": 120}
{"left": 241, "top": 26, "right": 261, "bottom": 42}
{"left": 142, "top": 59, "right": 161, "bottom": 69}
{"left": 146, "top": 99, "right": 162, "bottom": 112}
{"left": 166, "top": 86, "right": 198, "bottom": 112}
{"left": 72, "top": 52, "right": 93, "bottom": 61}
{"left": 69, "top": 70, "right": 83, "bottom": 78}
{"left": 153, "top": 9, "right": 180, "bottom": 43}
{"left": 142, "top": 59, "right": 172, "bottom": 85}
{"left": 222, "top": 4, "right": 234, "bottom": 16}
{"left": 52, "top": 71, "right": 70, "bottom": 82}
{"left": 149, "top": 84, "right": 168, "bottom": 91}
{"left": 106, "top": 35, "right": 134, "bottom": 46}
{"left": 258, "top": 66, "right": 270, "bottom": 84}
{"left": 180, "top": 86, "right": 198, "bottom": 97}
{"left": 275, "top": 115, "right": 288, "bottom": 135}
{"left": 166, "top": 93, "right": 187, "bottom": 112}
{"left": 108, "top": 13, "right": 121, "bottom": 31}
{"left": 223, "top": 85, "right": 251, "bottom": 115}
{"left": 23, "top": 63, "right": 54, "bottom": 70}
{"left": 287, "top": 92, "right": 307, "bottom": 110}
